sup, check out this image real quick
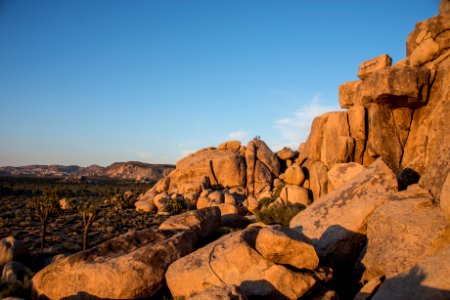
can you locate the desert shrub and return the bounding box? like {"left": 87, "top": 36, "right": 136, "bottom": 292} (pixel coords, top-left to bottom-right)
{"left": 256, "top": 203, "right": 305, "bottom": 227}
{"left": 259, "top": 197, "right": 275, "bottom": 207}
{"left": 259, "top": 182, "right": 285, "bottom": 209}
{"left": 166, "top": 198, "right": 187, "bottom": 214}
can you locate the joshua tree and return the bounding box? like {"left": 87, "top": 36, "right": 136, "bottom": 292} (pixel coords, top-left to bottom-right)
{"left": 29, "top": 189, "right": 60, "bottom": 252}
{"left": 79, "top": 198, "right": 100, "bottom": 251}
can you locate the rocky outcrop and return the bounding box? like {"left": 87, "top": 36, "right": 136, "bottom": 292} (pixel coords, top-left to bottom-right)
{"left": 31, "top": 208, "right": 220, "bottom": 299}
{"left": 358, "top": 188, "right": 449, "bottom": 283}
{"left": 166, "top": 225, "right": 318, "bottom": 299}
{"left": 327, "top": 162, "right": 365, "bottom": 192}
{"left": 290, "top": 159, "right": 398, "bottom": 278}
{"left": 357, "top": 54, "right": 392, "bottom": 80}
{"left": 255, "top": 225, "right": 319, "bottom": 270}
{"left": 372, "top": 244, "right": 450, "bottom": 300}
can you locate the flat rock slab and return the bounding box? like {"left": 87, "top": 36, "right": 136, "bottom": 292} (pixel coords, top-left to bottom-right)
{"left": 372, "top": 244, "right": 450, "bottom": 300}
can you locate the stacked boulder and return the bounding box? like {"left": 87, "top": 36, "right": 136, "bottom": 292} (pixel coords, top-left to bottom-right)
{"left": 135, "top": 139, "right": 314, "bottom": 216}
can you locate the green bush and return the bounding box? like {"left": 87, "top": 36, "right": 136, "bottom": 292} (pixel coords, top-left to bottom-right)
{"left": 166, "top": 198, "right": 187, "bottom": 214}
{"left": 256, "top": 203, "right": 305, "bottom": 227}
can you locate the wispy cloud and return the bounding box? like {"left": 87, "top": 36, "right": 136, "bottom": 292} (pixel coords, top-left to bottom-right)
{"left": 274, "top": 94, "right": 340, "bottom": 149}
{"left": 131, "top": 149, "right": 172, "bottom": 164}
{"left": 228, "top": 130, "right": 250, "bottom": 140}
{"left": 180, "top": 149, "right": 195, "bottom": 157}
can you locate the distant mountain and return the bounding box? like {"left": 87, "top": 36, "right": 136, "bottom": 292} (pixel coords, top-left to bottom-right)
{"left": 0, "top": 161, "right": 175, "bottom": 182}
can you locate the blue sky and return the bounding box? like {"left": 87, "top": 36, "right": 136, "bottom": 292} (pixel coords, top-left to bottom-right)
{"left": 0, "top": 0, "right": 439, "bottom": 166}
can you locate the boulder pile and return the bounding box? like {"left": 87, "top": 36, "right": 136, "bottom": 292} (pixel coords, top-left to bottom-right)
{"left": 24, "top": 1, "right": 450, "bottom": 299}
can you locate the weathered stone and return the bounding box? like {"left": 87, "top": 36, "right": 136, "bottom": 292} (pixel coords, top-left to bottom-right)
{"left": 255, "top": 225, "right": 319, "bottom": 270}
{"left": 348, "top": 105, "right": 366, "bottom": 164}
{"left": 359, "top": 192, "right": 449, "bottom": 283}
{"left": 321, "top": 111, "right": 354, "bottom": 168}
{"left": 290, "top": 159, "right": 398, "bottom": 276}
{"left": 402, "top": 55, "right": 450, "bottom": 198}
{"left": 327, "top": 162, "right": 366, "bottom": 192}
{"left": 301, "top": 159, "right": 328, "bottom": 201}
{"left": 357, "top": 54, "right": 392, "bottom": 80}
{"left": 0, "top": 237, "right": 28, "bottom": 269}
{"left": 392, "top": 107, "right": 413, "bottom": 148}
{"left": 218, "top": 140, "right": 242, "bottom": 151}
{"left": 32, "top": 209, "right": 220, "bottom": 299}
{"left": 440, "top": 172, "right": 450, "bottom": 220}
{"left": 154, "top": 193, "right": 169, "bottom": 212}
{"left": 354, "top": 276, "right": 384, "bottom": 300}
{"left": 135, "top": 200, "right": 157, "bottom": 213}
{"left": 407, "top": 14, "right": 450, "bottom": 60}
{"left": 365, "top": 103, "right": 403, "bottom": 170}
{"left": 166, "top": 226, "right": 316, "bottom": 299}
{"left": 243, "top": 196, "right": 261, "bottom": 214}
{"left": 355, "top": 66, "right": 430, "bottom": 108}
{"left": 224, "top": 192, "right": 237, "bottom": 204}
{"left": 186, "top": 285, "right": 247, "bottom": 300}
{"left": 297, "top": 113, "right": 333, "bottom": 164}
{"left": 339, "top": 80, "right": 362, "bottom": 108}
{"left": 410, "top": 38, "right": 440, "bottom": 66}
{"left": 276, "top": 147, "right": 296, "bottom": 161}
{"left": 2, "top": 261, "right": 31, "bottom": 284}
{"left": 208, "top": 190, "right": 224, "bottom": 204}
{"left": 280, "top": 185, "right": 310, "bottom": 207}
{"left": 214, "top": 203, "right": 240, "bottom": 216}
{"left": 372, "top": 245, "right": 450, "bottom": 300}
{"left": 154, "top": 177, "right": 171, "bottom": 193}
{"left": 59, "top": 198, "right": 71, "bottom": 210}
{"left": 440, "top": 0, "right": 450, "bottom": 14}
{"left": 169, "top": 149, "right": 246, "bottom": 194}
{"left": 196, "top": 196, "right": 211, "bottom": 210}
{"left": 159, "top": 207, "right": 221, "bottom": 240}
{"left": 283, "top": 164, "right": 305, "bottom": 186}
{"left": 246, "top": 139, "right": 280, "bottom": 195}
{"left": 221, "top": 214, "right": 251, "bottom": 229}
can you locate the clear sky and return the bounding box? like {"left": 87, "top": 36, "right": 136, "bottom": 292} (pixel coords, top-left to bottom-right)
{"left": 0, "top": 0, "right": 439, "bottom": 167}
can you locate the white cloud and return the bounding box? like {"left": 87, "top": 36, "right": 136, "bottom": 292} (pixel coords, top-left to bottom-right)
{"left": 180, "top": 149, "right": 195, "bottom": 157}
{"left": 228, "top": 130, "right": 250, "bottom": 140}
{"left": 274, "top": 94, "right": 340, "bottom": 149}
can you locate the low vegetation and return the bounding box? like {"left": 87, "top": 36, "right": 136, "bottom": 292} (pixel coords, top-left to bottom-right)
{"left": 256, "top": 203, "right": 305, "bottom": 227}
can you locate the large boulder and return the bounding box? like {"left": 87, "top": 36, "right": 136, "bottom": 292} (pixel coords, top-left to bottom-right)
{"left": 406, "top": 12, "right": 450, "bottom": 66}
{"left": 297, "top": 113, "right": 333, "bottom": 164}
{"left": 402, "top": 55, "right": 450, "bottom": 198}
{"left": 357, "top": 54, "right": 392, "bottom": 80}
{"left": 218, "top": 140, "right": 242, "bottom": 151}
{"left": 166, "top": 225, "right": 316, "bottom": 299}
{"left": 327, "top": 162, "right": 366, "bottom": 192}
{"left": 301, "top": 159, "right": 328, "bottom": 201}
{"left": 246, "top": 139, "right": 280, "bottom": 196}
{"left": 276, "top": 147, "right": 296, "bottom": 161}
{"left": 32, "top": 208, "right": 220, "bottom": 299}
{"left": 186, "top": 285, "right": 247, "bottom": 300}
{"left": 0, "top": 237, "right": 28, "bottom": 269}
{"left": 338, "top": 80, "right": 361, "bottom": 108}
{"left": 279, "top": 185, "right": 310, "bottom": 207}
{"left": 348, "top": 105, "right": 366, "bottom": 164}
{"left": 359, "top": 189, "right": 449, "bottom": 283}
{"left": 290, "top": 158, "right": 398, "bottom": 275}
{"left": 169, "top": 148, "right": 246, "bottom": 194}
{"left": 372, "top": 244, "right": 450, "bottom": 300}
{"left": 364, "top": 103, "right": 403, "bottom": 170}
{"left": 354, "top": 66, "right": 430, "bottom": 108}
{"left": 281, "top": 164, "right": 305, "bottom": 186}
{"left": 320, "top": 111, "right": 354, "bottom": 168}
{"left": 255, "top": 225, "right": 319, "bottom": 270}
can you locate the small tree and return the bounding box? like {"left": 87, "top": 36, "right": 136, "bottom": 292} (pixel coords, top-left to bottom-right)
{"left": 79, "top": 199, "right": 100, "bottom": 251}
{"left": 28, "top": 190, "right": 60, "bottom": 252}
